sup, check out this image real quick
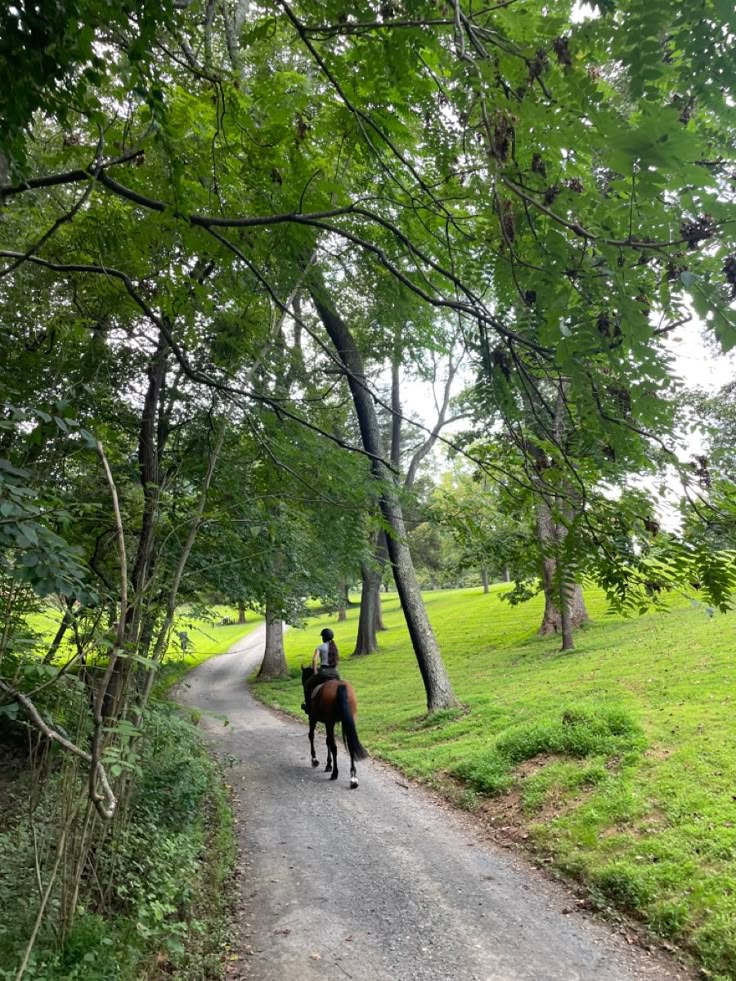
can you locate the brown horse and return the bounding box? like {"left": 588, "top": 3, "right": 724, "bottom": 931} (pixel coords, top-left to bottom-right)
{"left": 301, "top": 666, "right": 368, "bottom": 788}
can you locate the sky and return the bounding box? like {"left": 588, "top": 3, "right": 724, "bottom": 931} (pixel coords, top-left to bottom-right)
{"left": 667, "top": 322, "right": 735, "bottom": 397}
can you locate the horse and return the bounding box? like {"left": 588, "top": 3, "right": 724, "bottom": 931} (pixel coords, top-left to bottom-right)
{"left": 301, "top": 666, "right": 368, "bottom": 789}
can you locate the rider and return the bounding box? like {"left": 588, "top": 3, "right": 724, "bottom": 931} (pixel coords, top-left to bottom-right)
{"left": 302, "top": 628, "right": 340, "bottom": 713}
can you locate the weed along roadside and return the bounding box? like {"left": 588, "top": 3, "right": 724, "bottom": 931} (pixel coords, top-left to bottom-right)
{"left": 0, "top": 610, "right": 255, "bottom": 979}
{"left": 253, "top": 584, "right": 736, "bottom": 980}
{"left": 0, "top": 702, "right": 237, "bottom": 980}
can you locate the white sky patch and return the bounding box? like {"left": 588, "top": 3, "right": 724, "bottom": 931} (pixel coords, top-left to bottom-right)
{"left": 571, "top": 3, "right": 597, "bottom": 24}
{"left": 666, "top": 323, "right": 736, "bottom": 398}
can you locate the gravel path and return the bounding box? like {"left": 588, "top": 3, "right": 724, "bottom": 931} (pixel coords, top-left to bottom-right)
{"left": 177, "top": 625, "right": 693, "bottom": 981}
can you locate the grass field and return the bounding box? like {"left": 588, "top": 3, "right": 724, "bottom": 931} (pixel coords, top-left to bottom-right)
{"left": 253, "top": 584, "right": 736, "bottom": 979}
{"left": 24, "top": 605, "right": 262, "bottom": 690}
{"left": 156, "top": 608, "right": 263, "bottom": 690}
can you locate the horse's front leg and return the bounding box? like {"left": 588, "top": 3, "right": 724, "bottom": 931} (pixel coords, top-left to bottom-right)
{"left": 324, "top": 731, "right": 333, "bottom": 773}
{"left": 309, "top": 718, "right": 319, "bottom": 768}
{"left": 327, "top": 722, "right": 338, "bottom": 781}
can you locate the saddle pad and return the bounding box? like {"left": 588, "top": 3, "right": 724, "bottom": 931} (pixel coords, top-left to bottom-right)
{"left": 311, "top": 682, "right": 327, "bottom": 701}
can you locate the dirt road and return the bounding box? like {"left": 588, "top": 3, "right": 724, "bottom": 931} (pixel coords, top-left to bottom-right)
{"left": 177, "top": 624, "right": 691, "bottom": 981}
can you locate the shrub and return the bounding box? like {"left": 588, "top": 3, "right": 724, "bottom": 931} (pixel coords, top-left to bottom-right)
{"left": 451, "top": 705, "right": 644, "bottom": 797}
{"left": 0, "top": 704, "right": 234, "bottom": 980}
{"left": 594, "top": 861, "right": 651, "bottom": 911}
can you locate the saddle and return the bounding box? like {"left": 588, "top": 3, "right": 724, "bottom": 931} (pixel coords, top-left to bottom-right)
{"left": 302, "top": 670, "right": 341, "bottom": 714}
{"left": 309, "top": 682, "right": 328, "bottom": 705}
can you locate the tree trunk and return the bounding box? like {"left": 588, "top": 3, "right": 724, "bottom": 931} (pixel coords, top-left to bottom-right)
{"left": 353, "top": 561, "right": 379, "bottom": 655}
{"left": 480, "top": 565, "right": 489, "bottom": 594}
{"left": 504, "top": 566, "right": 511, "bottom": 583}
{"left": 390, "top": 358, "right": 402, "bottom": 470}
{"left": 311, "top": 283, "right": 457, "bottom": 711}
{"left": 258, "top": 605, "right": 288, "bottom": 679}
{"left": 337, "top": 579, "right": 347, "bottom": 621}
{"left": 129, "top": 333, "right": 169, "bottom": 637}
{"left": 373, "top": 531, "right": 388, "bottom": 631}
{"left": 538, "top": 500, "right": 560, "bottom": 636}
{"left": 559, "top": 582, "right": 575, "bottom": 652}
{"left": 43, "top": 605, "right": 74, "bottom": 664}
{"left": 538, "top": 581, "right": 588, "bottom": 636}
{"left": 535, "top": 498, "right": 588, "bottom": 638}
{"left": 237, "top": 600, "right": 246, "bottom": 624}
{"left": 108, "top": 333, "right": 169, "bottom": 717}
{"left": 374, "top": 587, "right": 385, "bottom": 632}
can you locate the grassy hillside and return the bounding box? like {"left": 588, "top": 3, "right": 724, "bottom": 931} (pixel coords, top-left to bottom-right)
{"left": 24, "top": 605, "right": 262, "bottom": 689}
{"left": 155, "top": 609, "right": 264, "bottom": 690}
{"left": 254, "top": 585, "right": 736, "bottom": 979}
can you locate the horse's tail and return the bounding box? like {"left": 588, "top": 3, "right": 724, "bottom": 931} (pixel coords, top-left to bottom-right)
{"left": 336, "top": 684, "right": 368, "bottom": 761}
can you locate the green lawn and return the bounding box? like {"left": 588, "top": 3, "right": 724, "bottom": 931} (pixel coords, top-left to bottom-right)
{"left": 254, "top": 585, "right": 736, "bottom": 979}
{"left": 155, "top": 608, "right": 263, "bottom": 690}
{"left": 24, "top": 605, "right": 262, "bottom": 690}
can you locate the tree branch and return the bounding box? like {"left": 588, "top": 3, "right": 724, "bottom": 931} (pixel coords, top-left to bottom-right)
{"left": 0, "top": 250, "right": 391, "bottom": 468}
{"left": 405, "top": 351, "right": 461, "bottom": 490}
{"left": 0, "top": 680, "right": 116, "bottom": 819}
{"left": 0, "top": 150, "right": 144, "bottom": 199}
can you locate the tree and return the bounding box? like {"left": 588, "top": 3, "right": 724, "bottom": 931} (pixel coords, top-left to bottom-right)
{"left": 310, "top": 282, "right": 459, "bottom": 709}
{"left": 188, "top": 407, "right": 372, "bottom": 678}
{"left": 4, "top": 0, "right": 735, "bottom": 625}
{"left": 433, "top": 470, "right": 530, "bottom": 591}
{"left": 348, "top": 309, "right": 465, "bottom": 656}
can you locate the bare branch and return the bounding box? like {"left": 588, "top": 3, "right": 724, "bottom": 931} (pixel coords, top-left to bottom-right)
{"left": 0, "top": 680, "right": 116, "bottom": 820}
{"left": 405, "top": 350, "right": 462, "bottom": 489}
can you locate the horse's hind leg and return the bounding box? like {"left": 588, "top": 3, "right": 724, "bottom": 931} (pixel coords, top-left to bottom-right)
{"left": 324, "top": 720, "right": 332, "bottom": 771}
{"left": 327, "top": 722, "right": 338, "bottom": 781}
{"left": 349, "top": 753, "right": 358, "bottom": 790}
{"left": 309, "top": 719, "right": 319, "bottom": 768}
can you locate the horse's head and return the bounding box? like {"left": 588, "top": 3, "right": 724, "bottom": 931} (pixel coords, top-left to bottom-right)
{"left": 301, "top": 664, "right": 315, "bottom": 681}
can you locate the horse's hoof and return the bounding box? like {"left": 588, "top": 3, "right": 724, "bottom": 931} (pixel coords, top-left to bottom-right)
{"left": 330, "top": 771, "right": 339, "bottom": 781}
{"left": 324, "top": 765, "right": 332, "bottom": 773}
{"left": 350, "top": 777, "right": 359, "bottom": 789}
{"left": 311, "top": 759, "right": 319, "bottom": 768}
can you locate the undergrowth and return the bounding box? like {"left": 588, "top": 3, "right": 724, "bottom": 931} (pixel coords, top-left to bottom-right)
{"left": 0, "top": 704, "right": 235, "bottom": 981}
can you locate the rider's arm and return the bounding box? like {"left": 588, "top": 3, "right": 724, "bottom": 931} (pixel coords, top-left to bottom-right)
{"left": 312, "top": 647, "right": 320, "bottom": 671}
